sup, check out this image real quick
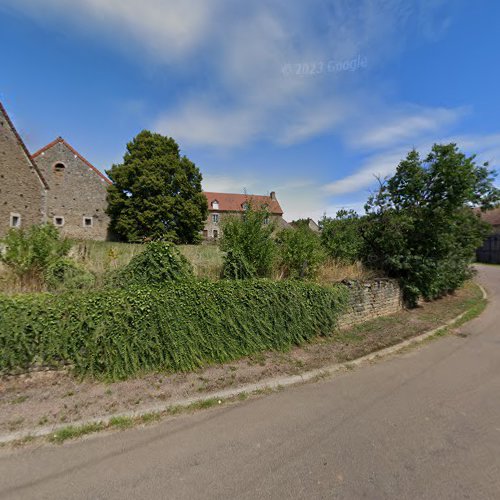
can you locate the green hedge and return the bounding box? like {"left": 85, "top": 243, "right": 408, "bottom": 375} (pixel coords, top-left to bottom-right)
{"left": 0, "top": 280, "right": 348, "bottom": 380}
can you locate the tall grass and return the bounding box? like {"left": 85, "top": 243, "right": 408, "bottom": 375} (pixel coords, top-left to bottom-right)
{"left": 70, "top": 241, "right": 223, "bottom": 281}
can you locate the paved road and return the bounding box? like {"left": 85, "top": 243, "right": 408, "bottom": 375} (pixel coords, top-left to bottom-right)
{"left": 1, "top": 265, "right": 499, "bottom": 500}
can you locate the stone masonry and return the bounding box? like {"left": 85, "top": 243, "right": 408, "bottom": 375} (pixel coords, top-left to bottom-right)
{"left": 339, "top": 279, "right": 403, "bottom": 328}
{"left": 32, "top": 138, "right": 111, "bottom": 241}
{"left": 0, "top": 103, "right": 48, "bottom": 237}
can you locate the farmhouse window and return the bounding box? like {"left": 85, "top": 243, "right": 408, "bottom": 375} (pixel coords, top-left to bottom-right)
{"left": 213, "top": 229, "right": 219, "bottom": 239}
{"left": 10, "top": 213, "right": 21, "bottom": 228}
{"left": 53, "top": 216, "right": 65, "bottom": 227}
{"left": 83, "top": 216, "right": 93, "bottom": 227}
{"left": 212, "top": 214, "right": 219, "bottom": 224}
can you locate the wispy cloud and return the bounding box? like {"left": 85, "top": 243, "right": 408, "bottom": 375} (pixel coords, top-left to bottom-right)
{"left": 1, "top": 0, "right": 221, "bottom": 61}
{"left": 351, "top": 106, "right": 466, "bottom": 150}
{"left": 324, "top": 149, "right": 407, "bottom": 196}
{"left": 325, "top": 131, "right": 500, "bottom": 199}
{"left": 2, "top": 0, "right": 457, "bottom": 150}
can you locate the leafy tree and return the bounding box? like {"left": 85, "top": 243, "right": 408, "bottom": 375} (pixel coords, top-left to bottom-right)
{"left": 276, "top": 226, "right": 325, "bottom": 279}
{"left": 320, "top": 209, "right": 364, "bottom": 263}
{"left": 363, "top": 144, "right": 500, "bottom": 305}
{"left": 221, "top": 203, "right": 276, "bottom": 279}
{"left": 106, "top": 131, "right": 208, "bottom": 243}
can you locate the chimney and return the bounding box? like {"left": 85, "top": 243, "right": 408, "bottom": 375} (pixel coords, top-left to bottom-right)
{"left": 270, "top": 191, "right": 276, "bottom": 200}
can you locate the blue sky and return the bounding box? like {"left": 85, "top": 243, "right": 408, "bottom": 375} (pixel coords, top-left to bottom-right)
{"left": 1, "top": 0, "right": 499, "bottom": 221}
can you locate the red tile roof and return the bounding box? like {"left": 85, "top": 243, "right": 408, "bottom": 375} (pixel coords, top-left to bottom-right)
{"left": 204, "top": 192, "right": 283, "bottom": 215}
{"left": 478, "top": 207, "right": 500, "bottom": 227}
{"left": 0, "top": 101, "right": 49, "bottom": 190}
{"left": 32, "top": 137, "right": 112, "bottom": 185}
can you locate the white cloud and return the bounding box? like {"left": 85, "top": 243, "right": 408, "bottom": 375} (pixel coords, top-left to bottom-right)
{"left": 352, "top": 106, "right": 466, "bottom": 150}
{"left": 1, "top": 0, "right": 221, "bottom": 61}
{"left": 3, "top": 0, "right": 458, "bottom": 149}
{"left": 324, "top": 149, "right": 407, "bottom": 196}
{"left": 325, "top": 131, "right": 500, "bottom": 198}
{"left": 202, "top": 173, "right": 259, "bottom": 194}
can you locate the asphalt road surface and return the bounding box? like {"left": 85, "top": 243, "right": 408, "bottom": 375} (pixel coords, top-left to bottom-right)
{"left": 1, "top": 265, "right": 499, "bottom": 499}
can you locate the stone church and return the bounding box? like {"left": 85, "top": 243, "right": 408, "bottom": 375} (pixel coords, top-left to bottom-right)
{"left": 0, "top": 102, "right": 110, "bottom": 240}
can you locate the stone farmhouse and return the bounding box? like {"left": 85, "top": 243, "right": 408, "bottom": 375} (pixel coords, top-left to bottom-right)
{"left": 1, "top": 101, "right": 289, "bottom": 242}
{"left": 0, "top": 102, "right": 48, "bottom": 237}
{"left": 0, "top": 102, "right": 111, "bottom": 240}
{"left": 32, "top": 137, "right": 111, "bottom": 241}
{"left": 203, "top": 191, "right": 287, "bottom": 240}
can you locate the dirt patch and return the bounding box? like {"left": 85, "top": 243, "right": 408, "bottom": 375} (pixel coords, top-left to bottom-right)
{"left": 0, "top": 282, "right": 483, "bottom": 436}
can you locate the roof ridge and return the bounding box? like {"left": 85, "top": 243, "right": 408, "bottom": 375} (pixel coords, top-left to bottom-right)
{"left": 0, "top": 101, "right": 49, "bottom": 190}
{"left": 203, "top": 191, "right": 283, "bottom": 215}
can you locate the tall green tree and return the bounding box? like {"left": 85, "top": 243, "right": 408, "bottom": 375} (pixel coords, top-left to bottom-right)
{"left": 106, "top": 131, "right": 208, "bottom": 243}
{"left": 320, "top": 209, "right": 364, "bottom": 264}
{"left": 363, "top": 144, "right": 500, "bottom": 305}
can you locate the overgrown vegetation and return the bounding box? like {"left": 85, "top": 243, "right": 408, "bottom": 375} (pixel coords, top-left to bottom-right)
{"left": 107, "top": 241, "right": 193, "bottom": 287}
{"left": 276, "top": 225, "right": 325, "bottom": 279}
{"left": 220, "top": 203, "right": 276, "bottom": 279}
{"left": 320, "top": 209, "right": 364, "bottom": 264}
{"left": 0, "top": 280, "right": 348, "bottom": 379}
{"left": 0, "top": 225, "right": 98, "bottom": 293}
{"left": 44, "top": 258, "right": 95, "bottom": 292}
{"left": 362, "top": 144, "right": 499, "bottom": 304}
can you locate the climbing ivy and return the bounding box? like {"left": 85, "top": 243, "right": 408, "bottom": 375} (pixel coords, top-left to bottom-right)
{"left": 0, "top": 280, "right": 348, "bottom": 380}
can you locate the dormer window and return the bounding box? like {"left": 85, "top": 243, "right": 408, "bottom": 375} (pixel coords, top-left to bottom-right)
{"left": 53, "top": 162, "right": 66, "bottom": 173}
{"left": 211, "top": 200, "right": 219, "bottom": 210}
{"left": 242, "top": 202, "right": 249, "bottom": 210}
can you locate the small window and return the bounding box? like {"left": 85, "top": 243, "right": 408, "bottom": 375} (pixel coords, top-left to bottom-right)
{"left": 212, "top": 200, "right": 219, "bottom": 210}
{"left": 213, "top": 229, "right": 219, "bottom": 239}
{"left": 53, "top": 216, "right": 64, "bottom": 227}
{"left": 212, "top": 214, "right": 219, "bottom": 224}
{"left": 10, "top": 213, "right": 21, "bottom": 228}
{"left": 242, "top": 202, "right": 249, "bottom": 210}
{"left": 263, "top": 217, "right": 270, "bottom": 225}
{"left": 83, "top": 216, "right": 93, "bottom": 228}
{"left": 53, "top": 163, "right": 66, "bottom": 173}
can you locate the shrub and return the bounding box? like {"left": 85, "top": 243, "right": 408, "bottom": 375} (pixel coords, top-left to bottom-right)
{"left": 221, "top": 204, "right": 276, "bottom": 279}
{"left": 363, "top": 144, "right": 500, "bottom": 305}
{"left": 44, "top": 258, "right": 96, "bottom": 291}
{"left": 276, "top": 226, "right": 325, "bottom": 279}
{"left": 320, "top": 210, "right": 364, "bottom": 264}
{"left": 0, "top": 280, "right": 348, "bottom": 379}
{"left": 107, "top": 241, "right": 193, "bottom": 287}
{"left": 0, "top": 224, "right": 71, "bottom": 288}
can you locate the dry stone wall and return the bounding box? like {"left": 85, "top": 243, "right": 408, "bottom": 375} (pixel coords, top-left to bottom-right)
{"left": 339, "top": 278, "right": 403, "bottom": 328}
